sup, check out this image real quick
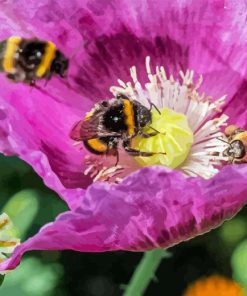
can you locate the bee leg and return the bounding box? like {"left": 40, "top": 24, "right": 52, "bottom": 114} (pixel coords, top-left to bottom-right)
{"left": 139, "top": 131, "right": 158, "bottom": 138}
{"left": 232, "top": 158, "right": 242, "bottom": 164}
{"left": 139, "top": 126, "right": 165, "bottom": 138}
{"left": 7, "top": 69, "right": 26, "bottom": 82}
{"left": 107, "top": 148, "right": 120, "bottom": 166}
{"left": 6, "top": 73, "right": 21, "bottom": 82}
{"left": 106, "top": 138, "right": 120, "bottom": 166}
{"left": 123, "top": 140, "right": 166, "bottom": 157}
{"left": 149, "top": 102, "right": 161, "bottom": 115}
{"left": 29, "top": 79, "right": 36, "bottom": 87}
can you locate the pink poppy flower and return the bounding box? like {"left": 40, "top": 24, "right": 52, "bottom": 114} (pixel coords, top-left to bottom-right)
{"left": 0, "top": 0, "right": 247, "bottom": 271}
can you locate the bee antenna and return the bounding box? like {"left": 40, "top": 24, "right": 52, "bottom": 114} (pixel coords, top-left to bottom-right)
{"left": 149, "top": 102, "right": 161, "bottom": 115}
{"left": 217, "top": 137, "right": 233, "bottom": 148}
{"left": 149, "top": 126, "right": 164, "bottom": 134}
{"left": 217, "top": 137, "right": 229, "bottom": 145}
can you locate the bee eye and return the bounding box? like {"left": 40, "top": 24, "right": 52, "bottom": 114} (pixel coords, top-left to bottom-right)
{"left": 113, "top": 117, "right": 119, "bottom": 122}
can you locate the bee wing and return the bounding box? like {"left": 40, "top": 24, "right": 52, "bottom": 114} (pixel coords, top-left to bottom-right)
{"left": 70, "top": 117, "right": 100, "bottom": 141}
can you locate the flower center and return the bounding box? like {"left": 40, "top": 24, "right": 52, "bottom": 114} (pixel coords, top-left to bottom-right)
{"left": 78, "top": 57, "right": 229, "bottom": 182}
{"left": 133, "top": 107, "right": 193, "bottom": 168}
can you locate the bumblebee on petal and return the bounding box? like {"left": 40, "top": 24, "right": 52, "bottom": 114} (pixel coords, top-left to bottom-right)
{"left": 0, "top": 36, "right": 69, "bottom": 84}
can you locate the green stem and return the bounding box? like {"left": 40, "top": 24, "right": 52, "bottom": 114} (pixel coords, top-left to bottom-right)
{"left": 123, "top": 249, "right": 168, "bottom": 296}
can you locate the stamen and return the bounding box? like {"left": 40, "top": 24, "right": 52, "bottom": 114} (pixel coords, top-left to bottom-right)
{"left": 133, "top": 107, "right": 194, "bottom": 168}
{"left": 84, "top": 155, "right": 125, "bottom": 182}
{"left": 0, "top": 213, "right": 20, "bottom": 274}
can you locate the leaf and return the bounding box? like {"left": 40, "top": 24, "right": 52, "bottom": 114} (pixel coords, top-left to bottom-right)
{"left": 2, "top": 189, "right": 39, "bottom": 238}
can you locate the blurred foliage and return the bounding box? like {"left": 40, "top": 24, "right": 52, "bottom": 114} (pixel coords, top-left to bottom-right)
{"left": 0, "top": 155, "right": 66, "bottom": 295}
{"left": 220, "top": 218, "right": 247, "bottom": 246}
{"left": 231, "top": 239, "right": 247, "bottom": 291}
{"left": 0, "top": 257, "right": 63, "bottom": 296}
{"left": 0, "top": 154, "right": 247, "bottom": 296}
{"left": 3, "top": 189, "right": 39, "bottom": 238}
{"left": 0, "top": 275, "right": 4, "bottom": 287}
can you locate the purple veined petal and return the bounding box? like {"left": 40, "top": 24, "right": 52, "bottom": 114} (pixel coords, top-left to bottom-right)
{"left": 70, "top": 0, "right": 247, "bottom": 110}
{"left": 221, "top": 80, "right": 247, "bottom": 128}
{"left": 0, "top": 0, "right": 247, "bottom": 204}
{"left": 0, "top": 164, "right": 247, "bottom": 272}
{"left": 0, "top": 107, "right": 14, "bottom": 156}
{"left": 0, "top": 0, "right": 246, "bottom": 109}
{"left": 0, "top": 83, "right": 91, "bottom": 209}
{"left": 0, "top": 0, "right": 246, "bottom": 270}
{"left": 0, "top": 0, "right": 246, "bottom": 204}
{"left": 1, "top": 0, "right": 247, "bottom": 104}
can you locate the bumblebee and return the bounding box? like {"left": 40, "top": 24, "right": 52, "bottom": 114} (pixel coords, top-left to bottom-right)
{"left": 222, "top": 125, "right": 247, "bottom": 163}
{"left": 70, "top": 94, "right": 165, "bottom": 161}
{"left": 0, "top": 36, "right": 69, "bottom": 84}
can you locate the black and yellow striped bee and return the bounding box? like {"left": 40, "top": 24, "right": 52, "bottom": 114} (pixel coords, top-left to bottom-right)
{"left": 0, "top": 36, "right": 69, "bottom": 84}
{"left": 70, "top": 94, "right": 165, "bottom": 162}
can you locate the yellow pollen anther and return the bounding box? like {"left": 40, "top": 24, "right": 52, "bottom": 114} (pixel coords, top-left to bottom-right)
{"left": 133, "top": 107, "right": 193, "bottom": 168}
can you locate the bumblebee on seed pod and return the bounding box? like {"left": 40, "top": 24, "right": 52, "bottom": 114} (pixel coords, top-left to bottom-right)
{"left": 70, "top": 94, "right": 166, "bottom": 163}
{"left": 0, "top": 36, "right": 69, "bottom": 84}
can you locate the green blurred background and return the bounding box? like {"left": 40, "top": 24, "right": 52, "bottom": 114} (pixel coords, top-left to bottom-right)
{"left": 0, "top": 153, "right": 246, "bottom": 296}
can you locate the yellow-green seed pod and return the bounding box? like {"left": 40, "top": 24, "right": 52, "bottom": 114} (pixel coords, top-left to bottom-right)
{"left": 133, "top": 107, "right": 193, "bottom": 168}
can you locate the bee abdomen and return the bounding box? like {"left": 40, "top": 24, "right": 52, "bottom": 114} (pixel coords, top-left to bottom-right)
{"left": 84, "top": 138, "right": 109, "bottom": 155}
{"left": 35, "top": 41, "right": 57, "bottom": 78}
{"left": 0, "top": 37, "right": 22, "bottom": 74}
{"left": 0, "top": 40, "right": 8, "bottom": 71}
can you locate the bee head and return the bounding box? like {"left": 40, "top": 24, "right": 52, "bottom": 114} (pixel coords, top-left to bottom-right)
{"left": 136, "top": 104, "right": 152, "bottom": 127}
{"left": 51, "top": 51, "right": 69, "bottom": 78}
{"left": 223, "top": 140, "right": 245, "bottom": 159}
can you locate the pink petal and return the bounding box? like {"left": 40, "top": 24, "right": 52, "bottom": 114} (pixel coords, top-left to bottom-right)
{"left": 0, "top": 1, "right": 247, "bottom": 272}
{"left": 1, "top": 164, "right": 247, "bottom": 271}
{"left": 0, "top": 0, "right": 246, "bottom": 210}
{"left": 0, "top": 84, "right": 90, "bottom": 209}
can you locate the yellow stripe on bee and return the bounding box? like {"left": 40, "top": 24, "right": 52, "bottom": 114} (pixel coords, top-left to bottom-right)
{"left": 3, "top": 36, "right": 22, "bottom": 73}
{"left": 36, "top": 41, "right": 56, "bottom": 77}
{"left": 123, "top": 99, "right": 135, "bottom": 136}
{"left": 87, "top": 138, "right": 108, "bottom": 153}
